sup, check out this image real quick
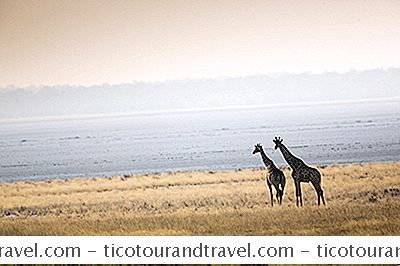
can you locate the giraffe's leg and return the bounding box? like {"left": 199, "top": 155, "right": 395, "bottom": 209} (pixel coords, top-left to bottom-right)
{"left": 311, "top": 181, "right": 325, "bottom": 206}
{"left": 315, "top": 183, "right": 321, "bottom": 206}
{"left": 267, "top": 179, "right": 273, "bottom": 206}
{"left": 294, "top": 181, "right": 300, "bottom": 207}
{"left": 298, "top": 183, "right": 303, "bottom": 207}
{"left": 273, "top": 184, "right": 280, "bottom": 205}
{"left": 279, "top": 174, "right": 285, "bottom": 205}
{"left": 277, "top": 185, "right": 283, "bottom": 205}
{"left": 320, "top": 187, "right": 326, "bottom": 205}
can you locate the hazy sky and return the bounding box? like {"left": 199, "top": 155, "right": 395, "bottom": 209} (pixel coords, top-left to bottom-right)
{"left": 1, "top": 0, "right": 400, "bottom": 87}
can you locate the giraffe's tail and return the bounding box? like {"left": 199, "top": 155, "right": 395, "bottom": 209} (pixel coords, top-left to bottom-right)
{"left": 280, "top": 171, "right": 286, "bottom": 192}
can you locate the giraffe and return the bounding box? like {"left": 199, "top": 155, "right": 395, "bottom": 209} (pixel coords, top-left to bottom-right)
{"left": 273, "top": 136, "right": 325, "bottom": 207}
{"left": 252, "top": 143, "right": 286, "bottom": 206}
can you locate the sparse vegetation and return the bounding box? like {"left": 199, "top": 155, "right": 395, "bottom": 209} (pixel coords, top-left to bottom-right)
{"left": 0, "top": 163, "right": 399, "bottom": 235}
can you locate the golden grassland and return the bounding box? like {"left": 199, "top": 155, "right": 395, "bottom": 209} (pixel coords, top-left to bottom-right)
{"left": 0, "top": 162, "right": 399, "bottom": 236}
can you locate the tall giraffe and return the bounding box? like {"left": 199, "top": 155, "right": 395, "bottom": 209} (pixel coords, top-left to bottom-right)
{"left": 273, "top": 136, "right": 325, "bottom": 207}
{"left": 253, "top": 143, "right": 286, "bottom": 206}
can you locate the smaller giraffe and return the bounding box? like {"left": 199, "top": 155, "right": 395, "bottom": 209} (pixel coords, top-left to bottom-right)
{"left": 253, "top": 143, "right": 286, "bottom": 206}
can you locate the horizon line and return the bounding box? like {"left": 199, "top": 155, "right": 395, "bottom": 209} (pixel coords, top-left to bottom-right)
{"left": 1, "top": 66, "right": 399, "bottom": 91}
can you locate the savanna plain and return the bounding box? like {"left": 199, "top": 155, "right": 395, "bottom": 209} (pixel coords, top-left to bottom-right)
{"left": 0, "top": 162, "right": 399, "bottom": 236}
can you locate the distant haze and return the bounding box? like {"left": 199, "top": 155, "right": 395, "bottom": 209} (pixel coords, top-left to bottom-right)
{"left": 1, "top": 0, "right": 400, "bottom": 87}
{"left": 1, "top": 68, "right": 399, "bottom": 119}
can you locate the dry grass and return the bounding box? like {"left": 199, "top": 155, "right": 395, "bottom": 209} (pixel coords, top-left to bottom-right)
{"left": 0, "top": 162, "right": 399, "bottom": 235}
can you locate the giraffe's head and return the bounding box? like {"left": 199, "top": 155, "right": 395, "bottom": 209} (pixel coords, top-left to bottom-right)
{"left": 252, "top": 143, "right": 263, "bottom": 154}
{"left": 273, "top": 136, "right": 283, "bottom": 150}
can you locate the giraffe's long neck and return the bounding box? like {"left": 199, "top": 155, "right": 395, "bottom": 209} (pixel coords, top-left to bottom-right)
{"left": 259, "top": 148, "right": 277, "bottom": 172}
{"left": 278, "top": 144, "right": 304, "bottom": 170}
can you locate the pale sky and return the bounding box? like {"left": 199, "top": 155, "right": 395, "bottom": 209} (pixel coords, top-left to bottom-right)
{"left": 1, "top": 0, "right": 400, "bottom": 87}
